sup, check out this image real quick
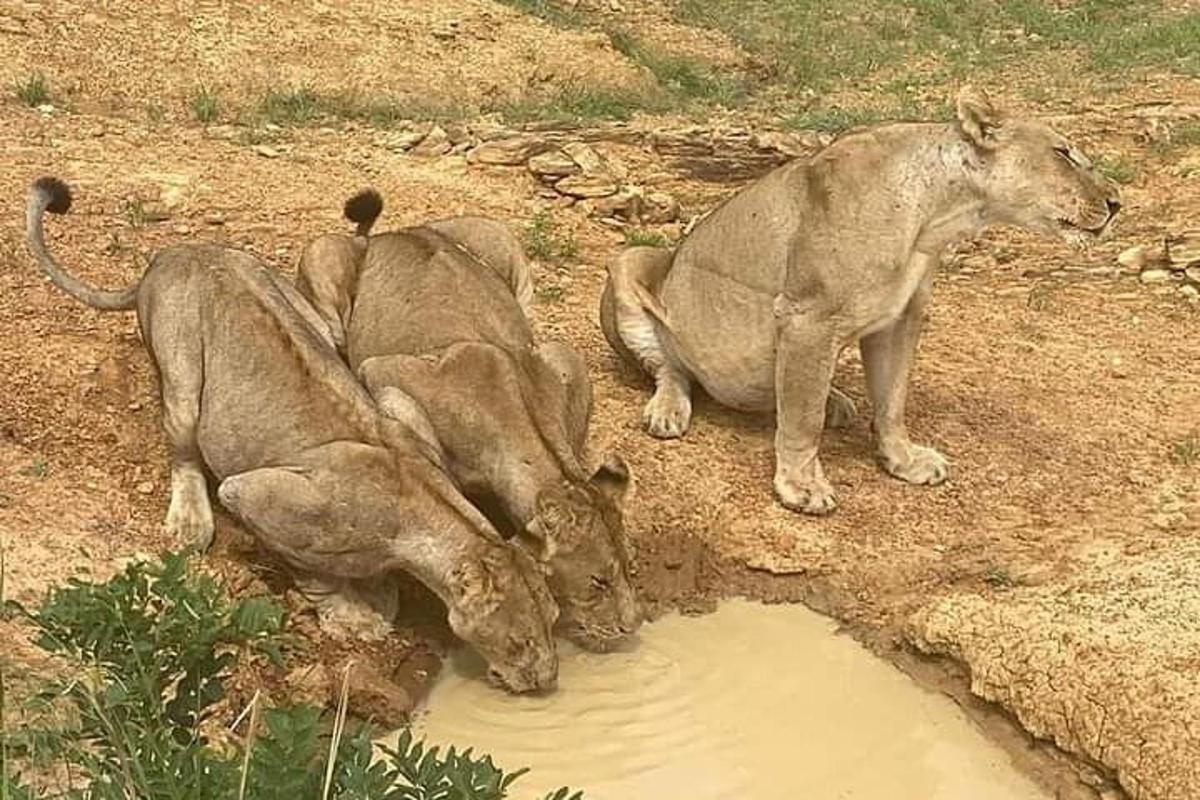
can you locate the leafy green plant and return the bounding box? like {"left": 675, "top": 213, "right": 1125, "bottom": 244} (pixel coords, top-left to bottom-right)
{"left": 2, "top": 553, "right": 585, "bottom": 799}
{"left": 14, "top": 73, "right": 50, "bottom": 107}
{"left": 523, "top": 211, "right": 578, "bottom": 264}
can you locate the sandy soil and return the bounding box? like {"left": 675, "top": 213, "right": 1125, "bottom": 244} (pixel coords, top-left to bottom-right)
{"left": 1, "top": 4, "right": 1199, "bottom": 799}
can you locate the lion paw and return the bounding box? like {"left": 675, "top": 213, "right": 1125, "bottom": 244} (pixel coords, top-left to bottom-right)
{"left": 643, "top": 391, "right": 691, "bottom": 439}
{"left": 825, "top": 388, "right": 857, "bottom": 429}
{"left": 774, "top": 472, "right": 839, "bottom": 516}
{"left": 881, "top": 444, "right": 950, "bottom": 486}
{"left": 165, "top": 492, "right": 214, "bottom": 553}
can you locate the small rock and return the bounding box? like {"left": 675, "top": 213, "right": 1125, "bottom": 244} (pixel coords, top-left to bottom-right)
{"left": 555, "top": 173, "right": 620, "bottom": 199}
{"left": 253, "top": 145, "right": 282, "bottom": 159}
{"left": 205, "top": 212, "right": 226, "bottom": 226}
{"left": 643, "top": 192, "right": 680, "bottom": 223}
{"left": 1139, "top": 269, "right": 1172, "bottom": 284}
{"left": 1186, "top": 266, "right": 1200, "bottom": 284}
{"left": 528, "top": 149, "right": 582, "bottom": 180}
{"left": 136, "top": 481, "right": 155, "bottom": 495}
{"left": 444, "top": 123, "right": 473, "bottom": 146}
{"left": 587, "top": 188, "right": 644, "bottom": 220}
{"left": 384, "top": 130, "right": 428, "bottom": 152}
{"left": 1180, "top": 284, "right": 1199, "bottom": 299}
{"left": 1166, "top": 231, "right": 1200, "bottom": 269}
{"left": 470, "top": 122, "right": 519, "bottom": 142}
{"left": 467, "top": 135, "right": 546, "bottom": 166}
{"left": 35, "top": 103, "right": 54, "bottom": 115}
{"left": 1117, "top": 245, "right": 1147, "bottom": 271}
{"left": 411, "top": 125, "right": 451, "bottom": 157}
{"left": 753, "top": 130, "right": 813, "bottom": 158}
{"left": 173, "top": 224, "right": 192, "bottom": 235}
{"left": 563, "top": 141, "right": 607, "bottom": 174}
{"left": 343, "top": 660, "right": 414, "bottom": 727}
{"left": 127, "top": 400, "right": 143, "bottom": 411}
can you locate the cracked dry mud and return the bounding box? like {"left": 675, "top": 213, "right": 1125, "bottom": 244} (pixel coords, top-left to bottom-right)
{"left": 1, "top": 3, "right": 1199, "bottom": 799}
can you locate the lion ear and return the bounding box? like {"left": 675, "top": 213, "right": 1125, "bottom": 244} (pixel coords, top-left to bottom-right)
{"left": 956, "top": 85, "right": 1003, "bottom": 149}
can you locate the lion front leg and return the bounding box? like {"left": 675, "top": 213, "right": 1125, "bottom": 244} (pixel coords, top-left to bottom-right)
{"left": 772, "top": 295, "right": 839, "bottom": 515}
{"left": 860, "top": 266, "right": 949, "bottom": 486}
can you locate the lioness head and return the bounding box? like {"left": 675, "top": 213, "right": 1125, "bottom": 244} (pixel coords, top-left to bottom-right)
{"left": 218, "top": 441, "right": 558, "bottom": 693}
{"left": 525, "top": 457, "right": 643, "bottom": 651}
{"left": 958, "top": 86, "right": 1121, "bottom": 247}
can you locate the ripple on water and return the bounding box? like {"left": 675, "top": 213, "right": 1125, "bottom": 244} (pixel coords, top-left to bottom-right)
{"left": 402, "top": 600, "right": 1052, "bottom": 800}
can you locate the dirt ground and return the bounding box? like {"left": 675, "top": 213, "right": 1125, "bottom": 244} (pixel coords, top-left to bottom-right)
{"left": 2, "top": 3, "right": 1199, "bottom": 800}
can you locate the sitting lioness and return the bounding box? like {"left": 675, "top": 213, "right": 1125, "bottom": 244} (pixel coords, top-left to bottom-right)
{"left": 295, "top": 194, "right": 643, "bottom": 651}
{"left": 601, "top": 87, "right": 1120, "bottom": 515}
{"left": 26, "top": 177, "right": 559, "bottom": 693}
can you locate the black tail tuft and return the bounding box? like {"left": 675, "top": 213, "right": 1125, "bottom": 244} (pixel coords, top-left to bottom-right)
{"left": 34, "top": 176, "right": 72, "bottom": 215}
{"left": 343, "top": 188, "right": 383, "bottom": 230}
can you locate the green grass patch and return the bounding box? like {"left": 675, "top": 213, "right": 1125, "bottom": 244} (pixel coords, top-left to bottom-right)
{"left": 625, "top": 229, "right": 671, "bottom": 248}
{"left": 1094, "top": 155, "right": 1137, "bottom": 184}
{"left": 18, "top": 458, "right": 48, "bottom": 479}
{"left": 607, "top": 28, "right": 745, "bottom": 106}
{"left": 190, "top": 86, "right": 220, "bottom": 123}
{"left": 495, "top": 0, "right": 585, "bottom": 27}
{"left": 1173, "top": 433, "right": 1200, "bottom": 466}
{"left": 501, "top": 85, "right": 651, "bottom": 124}
{"left": 253, "top": 86, "right": 471, "bottom": 128}
{"left": 13, "top": 72, "right": 50, "bottom": 107}
{"left": 675, "top": 0, "right": 1200, "bottom": 100}
{"left": 524, "top": 210, "right": 579, "bottom": 263}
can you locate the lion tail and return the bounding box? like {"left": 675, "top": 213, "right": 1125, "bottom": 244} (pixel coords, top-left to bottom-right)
{"left": 343, "top": 188, "right": 383, "bottom": 238}
{"left": 25, "top": 177, "right": 138, "bottom": 311}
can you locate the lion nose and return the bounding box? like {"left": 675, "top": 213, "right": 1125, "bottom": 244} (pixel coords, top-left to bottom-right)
{"left": 1106, "top": 199, "right": 1121, "bottom": 218}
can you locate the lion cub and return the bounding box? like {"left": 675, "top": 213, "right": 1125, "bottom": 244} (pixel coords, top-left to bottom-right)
{"left": 26, "top": 177, "right": 558, "bottom": 693}
{"left": 296, "top": 193, "right": 642, "bottom": 651}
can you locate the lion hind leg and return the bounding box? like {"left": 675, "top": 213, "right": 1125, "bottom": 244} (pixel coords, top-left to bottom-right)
{"left": 144, "top": 303, "right": 215, "bottom": 552}
{"left": 601, "top": 246, "right": 693, "bottom": 439}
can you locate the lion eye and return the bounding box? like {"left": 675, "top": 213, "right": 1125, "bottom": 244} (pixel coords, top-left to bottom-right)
{"left": 1053, "top": 146, "right": 1077, "bottom": 166}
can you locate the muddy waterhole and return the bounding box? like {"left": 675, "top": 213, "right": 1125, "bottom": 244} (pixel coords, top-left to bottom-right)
{"left": 401, "top": 600, "right": 1049, "bottom": 799}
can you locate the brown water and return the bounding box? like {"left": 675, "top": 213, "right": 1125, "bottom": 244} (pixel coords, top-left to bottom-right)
{"left": 405, "top": 600, "right": 1050, "bottom": 799}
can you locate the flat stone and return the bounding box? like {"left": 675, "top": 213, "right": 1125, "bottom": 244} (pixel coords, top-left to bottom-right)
{"left": 252, "top": 145, "right": 282, "bottom": 159}
{"left": 467, "top": 135, "right": 546, "bottom": 166}
{"left": 411, "top": 125, "right": 451, "bottom": 157}
{"left": 555, "top": 173, "right": 620, "bottom": 199}
{"left": 563, "top": 141, "right": 607, "bottom": 174}
{"left": 384, "top": 130, "right": 428, "bottom": 151}
{"left": 1186, "top": 266, "right": 1200, "bottom": 284}
{"left": 1139, "top": 269, "right": 1172, "bottom": 284}
{"left": 587, "top": 188, "right": 643, "bottom": 220}
{"left": 1117, "top": 245, "right": 1147, "bottom": 271}
{"left": 528, "top": 149, "right": 582, "bottom": 179}
{"left": 643, "top": 191, "right": 681, "bottom": 223}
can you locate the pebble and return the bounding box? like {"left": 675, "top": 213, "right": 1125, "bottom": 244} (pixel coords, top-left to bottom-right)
{"left": 253, "top": 145, "right": 282, "bottom": 159}
{"left": 136, "top": 481, "right": 155, "bottom": 495}
{"left": 1139, "top": 269, "right": 1171, "bottom": 284}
